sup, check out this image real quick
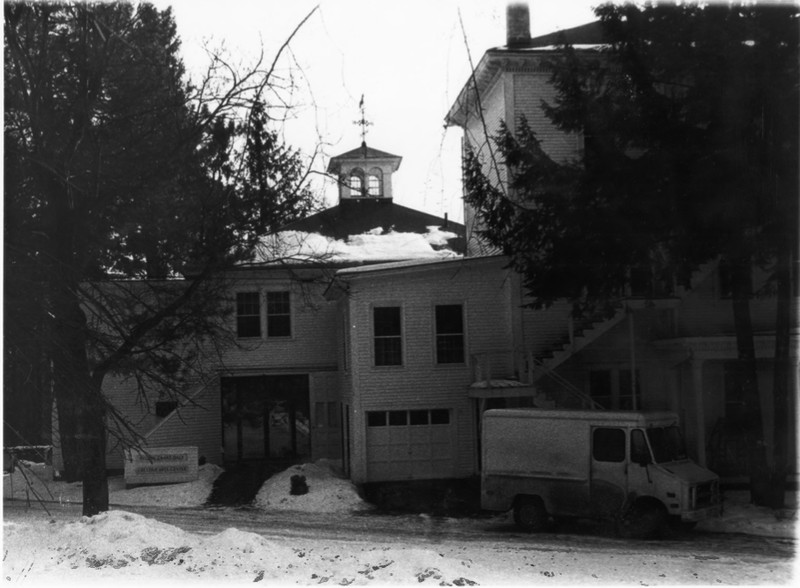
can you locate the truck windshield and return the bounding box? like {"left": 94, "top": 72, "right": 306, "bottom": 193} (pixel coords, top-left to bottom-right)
{"left": 646, "top": 426, "right": 687, "bottom": 463}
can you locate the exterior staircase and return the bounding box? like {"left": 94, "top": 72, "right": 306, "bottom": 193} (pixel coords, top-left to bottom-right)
{"left": 531, "top": 306, "right": 628, "bottom": 380}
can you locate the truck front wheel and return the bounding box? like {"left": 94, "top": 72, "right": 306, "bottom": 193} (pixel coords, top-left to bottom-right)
{"left": 617, "top": 500, "right": 668, "bottom": 539}
{"left": 514, "top": 496, "right": 548, "bottom": 532}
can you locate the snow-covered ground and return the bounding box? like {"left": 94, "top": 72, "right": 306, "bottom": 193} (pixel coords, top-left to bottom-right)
{"left": 3, "top": 459, "right": 797, "bottom": 584}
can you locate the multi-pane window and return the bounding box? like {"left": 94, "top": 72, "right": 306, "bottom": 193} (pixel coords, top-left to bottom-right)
{"left": 367, "top": 169, "right": 382, "bottom": 196}
{"left": 366, "top": 409, "right": 450, "bottom": 427}
{"left": 349, "top": 169, "right": 364, "bottom": 197}
{"left": 435, "top": 304, "right": 464, "bottom": 364}
{"left": 374, "top": 306, "right": 402, "bottom": 366}
{"left": 236, "top": 292, "right": 261, "bottom": 338}
{"left": 266, "top": 291, "right": 291, "bottom": 337}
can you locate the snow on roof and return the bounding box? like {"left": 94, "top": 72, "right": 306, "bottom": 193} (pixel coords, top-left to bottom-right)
{"left": 334, "top": 252, "right": 503, "bottom": 278}
{"left": 511, "top": 43, "right": 607, "bottom": 52}
{"left": 250, "top": 226, "right": 461, "bottom": 265}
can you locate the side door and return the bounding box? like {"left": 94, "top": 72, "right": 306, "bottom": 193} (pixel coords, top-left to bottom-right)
{"left": 589, "top": 426, "right": 628, "bottom": 517}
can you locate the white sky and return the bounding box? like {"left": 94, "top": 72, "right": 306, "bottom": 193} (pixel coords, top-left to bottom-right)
{"left": 156, "top": 0, "right": 600, "bottom": 223}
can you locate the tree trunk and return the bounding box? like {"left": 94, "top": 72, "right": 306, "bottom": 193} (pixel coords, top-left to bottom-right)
{"left": 729, "top": 256, "right": 770, "bottom": 505}
{"left": 81, "top": 375, "right": 109, "bottom": 517}
{"left": 767, "top": 249, "right": 793, "bottom": 509}
{"left": 50, "top": 280, "right": 109, "bottom": 514}
{"left": 50, "top": 288, "right": 88, "bottom": 483}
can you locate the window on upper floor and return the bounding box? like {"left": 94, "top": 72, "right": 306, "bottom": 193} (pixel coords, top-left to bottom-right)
{"left": 435, "top": 304, "right": 465, "bottom": 364}
{"left": 266, "top": 291, "right": 291, "bottom": 337}
{"left": 349, "top": 168, "right": 365, "bottom": 197}
{"left": 589, "top": 368, "right": 642, "bottom": 410}
{"left": 367, "top": 168, "right": 382, "bottom": 196}
{"left": 236, "top": 291, "right": 261, "bottom": 338}
{"left": 373, "top": 306, "right": 402, "bottom": 366}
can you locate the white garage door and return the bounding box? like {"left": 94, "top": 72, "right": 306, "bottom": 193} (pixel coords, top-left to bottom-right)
{"left": 365, "top": 408, "right": 455, "bottom": 481}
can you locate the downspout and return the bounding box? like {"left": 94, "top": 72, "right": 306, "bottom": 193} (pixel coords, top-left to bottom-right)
{"left": 690, "top": 352, "right": 708, "bottom": 467}
{"left": 629, "top": 307, "right": 637, "bottom": 410}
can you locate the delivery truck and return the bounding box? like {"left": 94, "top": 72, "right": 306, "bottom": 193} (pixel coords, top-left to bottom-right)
{"left": 481, "top": 408, "right": 722, "bottom": 538}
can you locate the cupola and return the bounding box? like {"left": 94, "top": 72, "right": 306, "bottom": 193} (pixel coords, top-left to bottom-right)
{"left": 326, "top": 96, "right": 402, "bottom": 203}
{"left": 327, "top": 142, "right": 402, "bottom": 202}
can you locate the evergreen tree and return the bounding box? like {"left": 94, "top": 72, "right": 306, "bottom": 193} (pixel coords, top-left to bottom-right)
{"left": 4, "top": 2, "right": 318, "bottom": 515}
{"left": 463, "top": 2, "right": 797, "bottom": 506}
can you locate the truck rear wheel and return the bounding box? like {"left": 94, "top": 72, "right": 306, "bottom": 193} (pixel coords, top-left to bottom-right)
{"left": 514, "top": 496, "right": 548, "bottom": 532}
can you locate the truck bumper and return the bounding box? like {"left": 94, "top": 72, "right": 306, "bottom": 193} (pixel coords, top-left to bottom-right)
{"left": 681, "top": 503, "right": 723, "bottom": 522}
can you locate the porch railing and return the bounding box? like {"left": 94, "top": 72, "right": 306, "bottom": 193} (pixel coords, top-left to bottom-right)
{"left": 470, "top": 349, "right": 602, "bottom": 410}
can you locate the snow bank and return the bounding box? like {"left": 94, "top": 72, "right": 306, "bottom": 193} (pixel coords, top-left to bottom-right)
{"left": 3, "top": 462, "right": 222, "bottom": 508}
{"left": 697, "top": 490, "right": 797, "bottom": 538}
{"left": 4, "top": 507, "right": 793, "bottom": 585}
{"left": 1, "top": 509, "right": 493, "bottom": 584}
{"left": 252, "top": 227, "right": 460, "bottom": 264}
{"left": 254, "top": 459, "right": 372, "bottom": 513}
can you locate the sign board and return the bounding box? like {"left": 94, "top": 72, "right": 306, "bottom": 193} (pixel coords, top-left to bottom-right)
{"left": 124, "top": 446, "right": 199, "bottom": 485}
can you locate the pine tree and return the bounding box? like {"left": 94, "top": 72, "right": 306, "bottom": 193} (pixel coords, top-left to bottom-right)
{"left": 4, "top": 2, "right": 319, "bottom": 515}
{"left": 463, "top": 2, "right": 798, "bottom": 506}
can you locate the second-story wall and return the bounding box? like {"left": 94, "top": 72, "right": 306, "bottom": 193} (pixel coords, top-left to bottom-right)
{"left": 221, "top": 267, "right": 339, "bottom": 372}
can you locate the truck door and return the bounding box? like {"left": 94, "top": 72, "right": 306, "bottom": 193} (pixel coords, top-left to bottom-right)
{"left": 590, "top": 426, "right": 628, "bottom": 517}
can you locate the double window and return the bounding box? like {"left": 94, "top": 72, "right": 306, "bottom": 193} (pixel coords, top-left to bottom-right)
{"left": 373, "top": 306, "right": 402, "bottom": 366}
{"left": 372, "top": 304, "right": 465, "bottom": 367}
{"left": 235, "top": 291, "right": 291, "bottom": 339}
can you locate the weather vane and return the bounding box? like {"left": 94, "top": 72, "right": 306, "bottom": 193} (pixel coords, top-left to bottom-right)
{"left": 353, "top": 94, "right": 373, "bottom": 144}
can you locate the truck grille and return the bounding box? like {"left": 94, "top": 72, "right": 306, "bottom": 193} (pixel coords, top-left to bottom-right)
{"left": 694, "top": 480, "right": 719, "bottom": 508}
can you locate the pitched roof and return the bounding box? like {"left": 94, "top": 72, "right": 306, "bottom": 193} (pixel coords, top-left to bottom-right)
{"left": 327, "top": 142, "right": 402, "bottom": 173}
{"left": 280, "top": 199, "right": 465, "bottom": 253}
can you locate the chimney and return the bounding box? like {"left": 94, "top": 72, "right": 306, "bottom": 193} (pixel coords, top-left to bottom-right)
{"left": 506, "top": 3, "right": 531, "bottom": 48}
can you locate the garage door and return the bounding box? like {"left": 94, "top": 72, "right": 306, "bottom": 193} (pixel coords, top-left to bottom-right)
{"left": 365, "top": 408, "right": 455, "bottom": 481}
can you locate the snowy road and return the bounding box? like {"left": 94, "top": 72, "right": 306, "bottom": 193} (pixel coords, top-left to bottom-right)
{"left": 4, "top": 500, "right": 793, "bottom": 566}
